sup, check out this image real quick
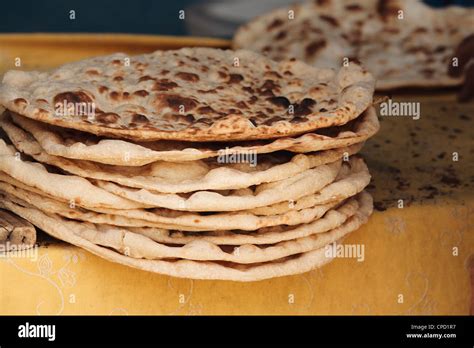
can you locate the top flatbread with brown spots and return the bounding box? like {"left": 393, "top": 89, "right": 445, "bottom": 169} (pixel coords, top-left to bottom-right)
{"left": 0, "top": 48, "right": 374, "bottom": 142}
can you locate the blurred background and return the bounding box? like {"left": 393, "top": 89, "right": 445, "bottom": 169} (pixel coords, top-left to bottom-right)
{"left": 0, "top": 0, "right": 471, "bottom": 38}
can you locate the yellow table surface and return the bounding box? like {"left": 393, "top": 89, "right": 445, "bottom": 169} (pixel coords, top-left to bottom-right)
{"left": 0, "top": 34, "right": 472, "bottom": 315}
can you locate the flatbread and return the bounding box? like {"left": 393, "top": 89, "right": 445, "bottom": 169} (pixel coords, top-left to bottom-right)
{"left": 0, "top": 192, "right": 373, "bottom": 265}
{"left": 1, "top": 111, "right": 363, "bottom": 193}
{"left": 95, "top": 160, "right": 342, "bottom": 211}
{"left": 8, "top": 106, "right": 378, "bottom": 165}
{"left": 129, "top": 195, "right": 361, "bottom": 245}
{"left": 0, "top": 157, "right": 369, "bottom": 231}
{"left": 0, "top": 186, "right": 361, "bottom": 245}
{"left": 0, "top": 196, "right": 342, "bottom": 280}
{"left": 233, "top": 0, "right": 474, "bottom": 90}
{"left": 247, "top": 156, "right": 370, "bottom": 215}
{"left": 0, "top": 181, "right": 337, "bottom": 231}
{"left": 0, "top": 139, "right": 145, "bottom": 209}
{"left": 0, "top": 48, "right": 374, "bottom": 141}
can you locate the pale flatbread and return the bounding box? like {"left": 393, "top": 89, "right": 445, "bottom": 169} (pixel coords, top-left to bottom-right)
{"left": 0, "top": 156, "right": 369, "bottom": 231}
{"left": 129, "top": 195, "right": 361, "bottom": 245}
{"left": 0, "top": 181, "right": 336, "bottom": 231}
{"left": 0, "top": 192, "right": 373, "bottom": 265}
{"left": 1, "top": 111, "right": 363, "bottom": 193}
{"left": 0, "top": 196, "right": 341, "bottom": 281}
{"left": 0, "top": 139, "right": 145, "bottom": 209}
{"left": 8, "top": 106, "right": 378, "bottom": 165}
{"left": 233, "top": 0, "right": 473, "bottom": 90}
{"left": 95, "top": 160, "right": 342, "bottom": 211}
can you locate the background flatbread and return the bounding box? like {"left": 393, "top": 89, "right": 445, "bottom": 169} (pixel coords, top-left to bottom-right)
{"left": 233, "top": 0, "right": 474, "bottom": 90}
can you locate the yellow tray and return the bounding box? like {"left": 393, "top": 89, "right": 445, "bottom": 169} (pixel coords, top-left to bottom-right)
{"left": 0, "top": 34, "right": 472, "bottom": 315}
{"left": 0, "top": 33, "right": 230, "bottom": 73}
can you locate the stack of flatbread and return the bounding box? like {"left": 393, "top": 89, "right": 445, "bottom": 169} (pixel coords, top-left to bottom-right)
{"left": 0, "top": 47, "right": 378, "bottom": 281}
{"left": 233, "top": 0, "right": 474, "bottom": 90}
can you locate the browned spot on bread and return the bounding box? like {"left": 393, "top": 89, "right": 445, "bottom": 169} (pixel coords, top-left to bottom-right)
{"left": 267, "top": 96, "right": 291, "bottom": 108}
{"left": 377, "top": 0, "right": 400, "bottom": 19}
{"left": 413, "top": 27, "right": 428, "bottom": 34}
{"left": 86, "top": 69, "right": 100, "bottom": 76}
{"left": 197, "top": 89, "right": 217, "bottom": 94}
{"left": 405, "top": 46, "right": 431, "bottom": 55}
{"left": 152, "top": 79, "right": 179, "bottom": 91}
{"left": 111, "top": 59, "right": 122, "bottom": 65}
{"left": 275, "top": 30, "right": 287, "bottom": 40}
{"left": 265, "top": 71, "right": 283, "bottom": 79}
{"left": 290, "top": 116, "right": 308, "bottom": 123}
{"left": 109, "top": 91, "right": 120, "bottom": 100}
{"left": 263, "top": 116, "right": 284, "bottom": 126}
{"left": 163, "top": 95, "right": 198, "bottom": 112}
{"left": 53, "top": 91, "right": 93, "bottom": 106}
{"left": 242, "top": 86, "right": 254, "bottom": 94}
{"left": 98, "top": 86, "right": 109, "bottom": 94}
{"left": 113, "top": 76, "right": 124, "bottom": 81}
{"left": 228, "top": 74, "right": 244, "bottom": 84}
{"left": 383, "top": 27, "right": 400, "bottom": 34}
{"left": 348, "top": 56, "right": 362, "bottom": 65}
{"left": 36, "top": 99, "right": 48, "bottom": 103}
{"left": 316, "top": 0, "right": 330, "bottom": 5}
{"left": 131, "top": 114, "right": 150, "bottom": 124}
{"left": 197, "top": 106, "right": 215, "bottom": 114}
{"left": 236, "top": 101, "right": 249, "bottom": 109}
{"left": 259, "top": 80, "right": 279, "bottom": 95}
{"left": 319, "top": 15, "right": 338, "bottom": 27}
{"left": 138, "top": 75, "right": 155, "bottom": 82}
{"left": 294, "top": 98, "right": 316, "bottom": 116}
{"left": 305, "top": 39, "right": 327, "bottom": 58}
{"left": 345, "top": 4, "right": 362, "bottom": 11}
{"left": 96, "top": 113, "right": 119, "bottom": 124}
{"left": 13, "top": 98, "right": 27, "bottom": 107}
{"left": 175, "top": 72, "right": 200, "bottom": 82}
{"left": 133, "top": 90, "right": 149, "bottom": 97}
{"left": 218, "top": 71, "right": 228, "bottom": 79}
{"left": 267, "top": 18, "right": 284, "bottom": 31}
{"left": 227, "top": 108, "right": 242, "bottom": 115}
{"left": 248, "top": 96, "right": 258, "bottom": 104}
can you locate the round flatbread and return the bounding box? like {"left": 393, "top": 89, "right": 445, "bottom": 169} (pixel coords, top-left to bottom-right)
{"left": 1, "top": 111, "right": 363, "bottom": 193}
{"left": 0, "top": 191, "right": 373, "bottom": 269}
{"left": 0, "top": 47, "right": 374, "bottom": 141}
{"left": 233, "top": 0, "right": 473, "bottom": 90}
{"left": 8, "top": 107, "right": 378, "bottom": 165}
